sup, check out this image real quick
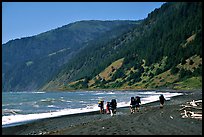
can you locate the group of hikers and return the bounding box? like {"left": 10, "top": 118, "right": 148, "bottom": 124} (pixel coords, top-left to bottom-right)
{"left": 130, "top": 96, "right": 141, "bottom": 114}
{"left": 98, "top": 94, "right": 166, "bottom": 115}
{"left": 98, "top": 98, "right": 117, "bottom": 116}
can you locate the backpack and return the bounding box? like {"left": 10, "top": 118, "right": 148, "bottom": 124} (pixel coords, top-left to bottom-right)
{"left": 98, "top": 101, "right": 102, "bottom": 107}
{"left": 135, "top": 96, "right": 141, "bottom": 103}
{"left": 130, "top": 97, "right": 136, "bottom": 105}
{"left": 159, "top": 95, "right": 165, "bottom": 101}
{"left": 110, "top": 99, "right": 117, "bottom": 108}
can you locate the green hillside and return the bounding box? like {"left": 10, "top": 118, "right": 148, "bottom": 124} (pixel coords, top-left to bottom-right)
{"left": 2, "top": 2, "right": 202, "bottom": 92}
{"left": 42, "top": 2, "right": 202, "bottom": 91}
{"left": 2, "top": 20, "right": 138, "bottom": 91}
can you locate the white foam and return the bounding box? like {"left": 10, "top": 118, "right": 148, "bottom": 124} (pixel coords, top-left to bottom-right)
{"left": 2, "top": 91, "right": 183, "bottom": 128}
{"left": 117, "top": 101, "right": 130, "bottom": 108}
{"left": 107, "top": 92, "right": 115, "bottom": 95}
{"left": 3, "top": 109, "right": 22, "bottom": 114}
{"left": 29, "top": 91, "right": 45, "bottom": 94}
{"left": 47, "top": 105, "right": 57, "bottom": 108}
{"left": 139, "top": 91, "right": 157, "bottom": 94}
{"left": 40, "top": 98, "right": 55, "bottom": 102}
{"left": 2, "top": 104, "right": 99, "bottom": 127}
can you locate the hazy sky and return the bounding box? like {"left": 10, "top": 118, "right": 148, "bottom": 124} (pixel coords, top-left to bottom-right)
{"left": 2, "top": 2, "right": 165, "bottom": 44}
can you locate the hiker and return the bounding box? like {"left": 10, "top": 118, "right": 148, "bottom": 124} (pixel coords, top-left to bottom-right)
{"left": 159, "top": 94, "right": 165, "bottom": 108}
{"left": 98, "top": 99, "right": 104, "bottom": 114}
{"left": 135, "top": 96, "right": 141, "bottom": 112}
{"left": 106, "top": 102, "right": 111, "bottom": 114}
{"left": 110, "top": 99, "right": 117, "bottom": 116}
{"left": 130, "top": 96, "right": 136, "bottom": 114}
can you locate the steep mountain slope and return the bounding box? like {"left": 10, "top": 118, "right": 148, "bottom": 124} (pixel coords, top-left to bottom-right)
{"left": 2, "top": 20, "right": 139, "bottom": 91}
{"left": 42, "top": 2, "right": 202, "bottom": 91}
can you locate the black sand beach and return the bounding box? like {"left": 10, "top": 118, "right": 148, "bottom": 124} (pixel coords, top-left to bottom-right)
{"left": 2, "top": 90, "right": 202, "bottom": 135}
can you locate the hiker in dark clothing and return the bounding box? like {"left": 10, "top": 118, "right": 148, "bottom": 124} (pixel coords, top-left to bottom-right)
{"left": 159, "top": 94, "right": 165, "bottom": 108}
{"left": 110, "top": 99, "right": 117, "bottom": 116}
{"left": 130, "top": 97, "right": 136, "bottom": 114}
{"left": 135, "top": 96, "right": 141, "bottom": 112}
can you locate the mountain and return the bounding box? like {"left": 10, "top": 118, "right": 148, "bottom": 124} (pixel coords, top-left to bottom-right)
{"left": 42, "top": 2, "right": 202, "bottom": 91}
{"left": 2, "top": 20, "right": 139, "bottom": 91}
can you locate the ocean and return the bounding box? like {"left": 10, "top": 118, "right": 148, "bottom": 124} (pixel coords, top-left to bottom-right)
{"left": 2, "top": 90, "right": 183, "bottom": 128}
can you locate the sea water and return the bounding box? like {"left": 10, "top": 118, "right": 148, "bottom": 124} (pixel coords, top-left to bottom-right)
{"left": 2, "top": 90, "right": 183, "bottom": 128}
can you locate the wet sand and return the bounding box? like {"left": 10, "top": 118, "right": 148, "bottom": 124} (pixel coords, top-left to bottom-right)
{"left": 2, "top": 90, "right": 202, "bottom": 135}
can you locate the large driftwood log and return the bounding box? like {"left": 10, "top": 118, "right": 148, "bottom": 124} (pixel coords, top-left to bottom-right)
{"left": 179, "top": 105, "right": 202, "bottom": 110}
{"left": 180, "top": 99, "right": 202, "bottom": 120}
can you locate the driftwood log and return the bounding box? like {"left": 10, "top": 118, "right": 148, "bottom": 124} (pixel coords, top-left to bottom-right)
{"left": 180, "top": 100, "right": 202, "bottom": 120}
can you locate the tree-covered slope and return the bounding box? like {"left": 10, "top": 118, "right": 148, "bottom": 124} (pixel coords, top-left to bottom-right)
{"left": 2, "top": 20, "right": 138, "bottom": 91}
{"left": 42, "top": 2, "right": 202, "bottom": 91}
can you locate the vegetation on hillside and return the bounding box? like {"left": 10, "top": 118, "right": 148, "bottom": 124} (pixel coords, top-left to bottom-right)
{"left": 2, "top": 20, "right": 138, "bottom": 91}
{"left": 2, "top": 2, "right": 202, "bottom": 92}
{"left": 42, "top": 2, "right": 202, "bottom": 91}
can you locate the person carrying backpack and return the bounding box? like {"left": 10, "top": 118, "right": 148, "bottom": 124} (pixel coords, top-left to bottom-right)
{"left": 159, "top": 94, "right": 165, "bottom": 108}
{"left": 135, "top": 96, "right": 141, "bottom": 112}
{"left": 110, "top": 99, "right": 117, "bottom": 116}
{"left": 130, "top": 97, "right": 136, "bottom": 114}
{"left": 106, "top": 102, "right": 111, "bottom": 114}
{"left": 98, "top": 99, "right": 104, "bottom": 114}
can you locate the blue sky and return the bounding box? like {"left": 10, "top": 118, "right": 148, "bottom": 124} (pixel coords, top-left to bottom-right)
{"left": 2, "top": 2, "right": 165, "bottom": 44}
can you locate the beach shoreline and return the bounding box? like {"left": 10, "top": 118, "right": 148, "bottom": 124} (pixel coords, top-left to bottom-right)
{"left": 2, "top": 89, "right": 202, "bottom": 135}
